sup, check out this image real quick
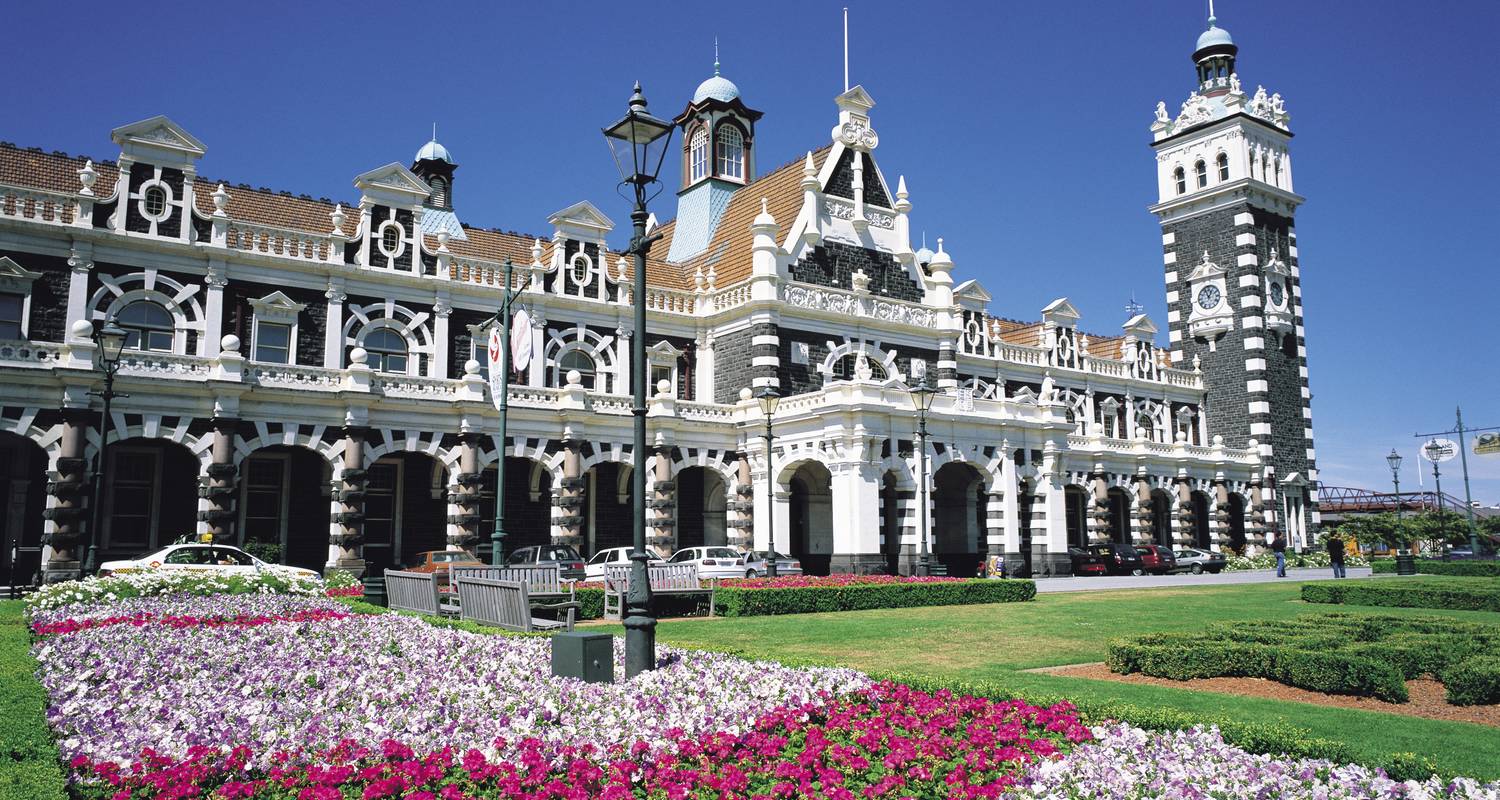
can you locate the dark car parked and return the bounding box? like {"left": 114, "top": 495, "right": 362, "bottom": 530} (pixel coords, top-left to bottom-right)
{"left": 1172, "top": 547, "right": 1228, "bottom": 574}
{"left": 1067, "top": 546, "right": 1108, "bottom": 576}
{"left": 1087, "top": 543, "right": 1145, "bottom": 576}
{"left": 1136, "top": 544, "right": 1177, "bottom": 575}
{"left": 505, "top": 544, "right": 586, "bottom": 581}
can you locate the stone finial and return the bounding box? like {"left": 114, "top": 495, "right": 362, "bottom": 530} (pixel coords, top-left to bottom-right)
{"left": 753, "top": 196, "right": 776, "bottom": 229}
{"left": 77, "top": 160, "right": 97, "bottom": 196}
{"left": 896, "top": 174, "right": 908, "bottom": 200}
{"left": 220, "top": 334, "right": 241, "bottom": 352}
{"left": 566, "top": 369, "right": 581, "bottom": 386}
{"left": 349, "top": 347, "right": 368, "bottom": 365}
{"left": 694, "top": 265, "right": 706, "bottom": 291}
{"left": 531, "top": 238, "right": 544, "bottom": 265}
{"left": 1175, "top": 430, "right": 1187, "bottom": 443}
{"left": 1192, "top": 354, "right": 1202, "bottom": 372}
{"left": 70, "top": 319, "right": 94, "bottom": 339}
{"left": 801, "top": 151, "right": 818, "bottom": 186}
{"left": 211, "top": 183, "right": 230, "bottom": 216}
{"left": 1213, "top": 434, "right": 1225, "bottom": 447}
{"left": 656, "top": 379, "right": 672, "bottom": 396}
{"left": 464, "top": 358, "right": 480, "bottom": 375}
{"left": 705, "top": 264, "right": 717, "bottom": 290}
{"left": 850, "top": 268, "right": 871, "bottom": 294}
{"left": 330, "top": 204, "right": 346, "bottom": 235}
{"left": 738, "top": 387, "right": 753, "bottom": 402}
{"left": 436, "top": 230, "right": 450, "bottom": 252}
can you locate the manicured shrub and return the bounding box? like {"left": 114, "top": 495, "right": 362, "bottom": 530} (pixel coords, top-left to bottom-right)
{"left": 1371, "top": 559, "right": 1500, "bottom": 577}
{"left": 1301, "top": 578, "right": 1500, "bottom": 612}
{"left": 713, "top": 578, "right": 1035, "bottom": 616}
{"left": 1442, "top": 656, "right": 1500, "bottom": 706}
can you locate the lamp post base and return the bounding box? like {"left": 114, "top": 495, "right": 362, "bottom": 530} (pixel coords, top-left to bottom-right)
{"left": 623, "top": 554, "right": 656, "bottom": 677}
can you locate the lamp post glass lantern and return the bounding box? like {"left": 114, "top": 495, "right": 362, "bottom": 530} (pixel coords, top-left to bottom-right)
{"left": 908, "top": 378, "right": 939, "bottom": 577}
{"left": 755, "top": 387, "right": 781, "bottom": 578}
{"left": 1385, "top": 448, "right": 1403, "bottom": 518}
{"left": 85, "top": 317, "right": 129, "bottom": 575}
{"left": 602, "top": 81, "right": 673, "bottom": 678}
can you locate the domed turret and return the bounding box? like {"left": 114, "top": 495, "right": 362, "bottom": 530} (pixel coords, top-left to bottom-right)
{"left": 411, "top": 128, "right": 459, "bottom": 215}
{"left": 1192, "top": 11, "right": 1238, "bottom": 92}
{"left": 414, "top": 138, "right": 453, "bottom": 165}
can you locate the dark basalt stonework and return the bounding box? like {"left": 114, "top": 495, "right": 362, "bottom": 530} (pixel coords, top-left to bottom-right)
{"left": 124, "top": 163, "right": 183, "bottom": 239}
{"left": 2, "top": 250, "right": 70, "bottom": 343}
{"left": 712, "top": 323, "right": 776, "bottom": 403}
{"left": 222, "top": 279, "right": 329, "bottom": 366}
{"left": 790, "top": 241, "right": 921, "bottom": 302}
{"left": 824, "top": 150, "right": 893, "bottom": 209}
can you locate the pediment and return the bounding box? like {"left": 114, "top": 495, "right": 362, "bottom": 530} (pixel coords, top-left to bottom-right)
{"left": 1187, "top": 250, "right": 1225, "bottom": 281}
{"left": 1280, "top": 471, "right": 1309, "bottom": 487}
{"left": 548, "top": 200, "right": 615, "bottom": 233}
{"left": 648, "top": 340, "right": 683, "bottom": 359}
{"left": 1122, "top": 313, "right": 1158, "bottom": 337}
{"left": 248, "top": 290, "right": 307, "bottom": 315}
{"left": 1041, "top": 297, "right": 1081, "bottom": 324}
{"left": 954, "top": 279, "right": 993, "bottom": 304}
{"left": 0, "top": 257, "right": 43, "bottom": 282}
{"left": 111, "top": 115, "right": 207, "bottom": 158}
{"left": 353, "top": 163, "right": 434, "bottom": 201}
{"left": 835, "top": 85, "right": 877, "bottom": 113}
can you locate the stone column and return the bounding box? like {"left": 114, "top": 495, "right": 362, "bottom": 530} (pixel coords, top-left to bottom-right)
{"left": 199, "top": 417, "right": 238, "bottom": 544}
{"left": 554, "top": 441, "right": 585, "bottom": 550}
{"left": 1132, "top": 475, "right": 1153, "bottom": 546}
{"left": 648, "top": 447, "right": 675, "bottom": 556}
{"left": 1213, "top": 480, "right": 1231, "bottom": 551}
{"left": 447, "top": 432, "right": 482, "bottom": 550}
{"left": 830, "top": 462, "right": 883, "bottom": 574}
{"left": 41, "top": 411, "right": 90, "bottom": 582}
{"left": 1088, "top": 472, "right": 1111, "bottom": 544}
{"left": 998, "top": 448, "right": 1021, "bottom": 577}
{"left": 1035, "top": 443, "right": 1070, "bottom": 576}
{"left": 330, "top": 426, "right": 368, "bottom": 576}
{"left": 1174, "top": 477, "right": 1194, "bottom": 547}
{"left": 727, "top": 452, "right": 754, "bottom": 550}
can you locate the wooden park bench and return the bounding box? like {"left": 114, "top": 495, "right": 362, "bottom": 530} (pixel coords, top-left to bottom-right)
{"left": 447, "top": 564, "right": 575, "bottom": 602}
{"left": 384, "top": 570, "right": 459, "bottom": 616}
{"left": 602, "top": 563, "right": 715, "bottom": 620}
{"left": 456, "top": 577, "right": 578, "bottom": 633}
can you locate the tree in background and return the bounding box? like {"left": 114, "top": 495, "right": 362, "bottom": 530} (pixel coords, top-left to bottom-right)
{"left": 1403, "top": 509, "right": 1471, "bottom": 549}
{"left": 1339, "top": 513, "right": 1412, "bottom": 553}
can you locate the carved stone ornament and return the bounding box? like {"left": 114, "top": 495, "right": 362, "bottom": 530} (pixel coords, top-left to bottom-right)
{"left": 1176, "top": 92, "right": 1216, "bottom": 128}
{"left": 781, "top": 284, "right": 934, "bottom": 328}
{"left": 823, "top": 198, "right": 895, "bottom": 229}
{"left": 838, "top": 118, "right": 879, "bottom": 150}
{"left": 853, "top": 352, "right": 873, "bottom": 381}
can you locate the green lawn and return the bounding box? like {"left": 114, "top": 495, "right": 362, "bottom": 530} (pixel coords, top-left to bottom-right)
{"left": 0, "top": 600, "right": 67, "bottom": 800}
{"left": 630, "top": 581, "right": 1500, "bottom": 780}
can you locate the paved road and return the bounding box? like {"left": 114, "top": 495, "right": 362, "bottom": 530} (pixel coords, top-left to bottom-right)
{"left": 1029, "top": 566, "right": 1373, "bottom": 593}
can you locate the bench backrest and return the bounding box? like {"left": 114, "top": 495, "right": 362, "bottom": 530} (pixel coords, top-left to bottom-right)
{"left": 384, "top": 570, "right": 439, "bottom": 615}
{"left": 604, "top": 562, "right": 701, "bottom": 592}
{"left": 456, "top": 577, "right": 533, "bottom": 631}
{"left": 450, "top": 565, "right": 565, "bottom": 594}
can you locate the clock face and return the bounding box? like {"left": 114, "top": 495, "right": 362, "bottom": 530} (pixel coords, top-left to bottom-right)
{"left": 1196, "top": 285, "right": 1222, "bottom": 310}
{"left": 1269, "top": 281, "right": 1285, "bottom": 307}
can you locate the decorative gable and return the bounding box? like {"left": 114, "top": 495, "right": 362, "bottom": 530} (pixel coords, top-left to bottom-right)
{"left": 0, "top": 257, "right": 43, "bottom": 293}
{"left": 353, "top": 163, "right": 433, "bottom": 207}
{"left": 548, "top": 200, "right": 615, "bottom": 240}
{"left": 248, "top": 290, "right": 307, "bottom": 323}
{"left": 1041, "top": 297, "right": 1081, "bottom": 327}
{"left": 111, "top": 115, "right": 207, "bottom": 164}
{"left": 954, "top": 279, "right": 992, "bottom": 312}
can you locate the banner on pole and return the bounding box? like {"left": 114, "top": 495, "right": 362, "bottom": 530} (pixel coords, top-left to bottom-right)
{"left": 486, "top": 328, "right": 505, "bottom": 411}
{"left": 1475, "top": 432, "right": 1500, "bottom": 457}
{"left": 1421, "top": 438, "right": 1459, "bottom": 463}
{"left": 510, "top": 308, "right": 532, "bottom": 372}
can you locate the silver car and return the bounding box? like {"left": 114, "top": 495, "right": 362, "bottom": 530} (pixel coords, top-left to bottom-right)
{"left": 741, "top": 550, "right": 803, "bottom": 578}
{"left": 666, "top": 546, "right": 747, "bottom": 580}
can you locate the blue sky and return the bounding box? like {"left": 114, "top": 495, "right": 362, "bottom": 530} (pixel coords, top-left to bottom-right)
{"left": 5, "top": 0, "right": 1497, "bottom": 503}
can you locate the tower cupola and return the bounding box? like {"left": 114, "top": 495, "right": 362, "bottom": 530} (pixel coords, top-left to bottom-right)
{"left": 411, "top": 132, "right": 457, "bottom": 210}
{"left": 1192, "top": 8, "right": 1238, "bottom": 93}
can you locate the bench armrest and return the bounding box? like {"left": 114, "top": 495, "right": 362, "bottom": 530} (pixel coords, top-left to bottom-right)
{"left": 532, "top": 600, "right": 582, "bottom": 612}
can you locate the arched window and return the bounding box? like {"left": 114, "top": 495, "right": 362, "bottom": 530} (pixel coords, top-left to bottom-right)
{"left": 832, "top": 354, "right": 887, "bottom": 381}
{"left": 1135, "top": 412, "right": 1156, "bottom": 441}
{"left": 118, "top": 301, "right": 174, "bottom": 352}
{"left": 428, "top": 176, "right": 448, "bottom": 207}
{"left": 689, "top": 128, "right": 709, "bottom": 183}
{"left": 559, "top": 349, "right": 597, "bottom": 390}
{"left": 142, "top": 186, "right": 168, "bottom": 218}
{"left": 1216, "top": 153, "right": 1230, "bottom": 181}
{"left": 1173, "top": 167, "right": 1186, "bottom": 195}
{"left": 379, "top": 223, "right": 402, "bottom": 257}
{"left": 715, "top": 125, "right": 744, "bottom": 180}
{"left": 1194, "top": 160, "right": 1208, "bottom": 188}
{"left": 364, "top": 328, "right": 409, "bottom": 374}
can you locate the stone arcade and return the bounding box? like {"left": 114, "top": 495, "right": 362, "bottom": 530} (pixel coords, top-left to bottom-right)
{"left": 0, "top": 12, "right": 1315, "bottom": 583}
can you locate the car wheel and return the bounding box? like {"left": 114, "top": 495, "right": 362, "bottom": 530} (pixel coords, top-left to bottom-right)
{"left": 745, "top": 569, "right": 758, "bottom": 579}
{"left": 1191, "top": 564, "right": 1203, "bottom": 575}
{"left": 1131, "top": 568, "right": 1144, "bottom": 576}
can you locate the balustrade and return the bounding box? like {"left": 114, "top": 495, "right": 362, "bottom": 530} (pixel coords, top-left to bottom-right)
{"left": 0, "top": 184, "right": 77, "bottom": 225}
{"left": 225, "top": 222, "right": 335, "bottom": 262}
{"left": 0, "top": 339, "right": 62, "bottom": 365}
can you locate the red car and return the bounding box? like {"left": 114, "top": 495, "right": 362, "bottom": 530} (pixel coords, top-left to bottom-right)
{"left": 1136, "top": 544, "right": 1178, "bottom": 575}
{"left": 1067, "top": 547, "right": 1108, "bottom": 576}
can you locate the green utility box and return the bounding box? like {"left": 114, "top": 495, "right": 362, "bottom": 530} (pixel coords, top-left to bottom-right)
{"left": 551, "top": 632, "right": 614, "bottom": 683}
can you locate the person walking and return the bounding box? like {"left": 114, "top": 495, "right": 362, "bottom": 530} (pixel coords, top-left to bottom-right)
{"left": 1326, "top": 531, "right": 1347, "bottom": 579}
{"left": 1271, "top": 533, "right": 1287, "bottom": 578}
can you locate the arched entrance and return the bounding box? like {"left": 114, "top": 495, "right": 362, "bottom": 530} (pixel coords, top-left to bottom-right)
{"left": 1064, "top": 485, "right": 1089, "bottom": 549}
{"left": 362, "top": 452, "right": 448, "bottom": 573}
{"left": 880, "top": 471, "right": 902, "bottom": 574}
{"left": 98, "top": 437, "right": 199, "bottom": 559}
{"left": 478, "top": 457, "right": 552, "bottom": 563}
{"left": 1190, "top": 490, "right": 1212, "bottom": 549}
{"left": 1106, "top": 487, "right": 1131, "bottom": 544}
{"left": 584, "top": 462, "right": 631, "bottom": 556}
{"left": 1150, "top": 489, "right": 1173, "bottom": 546}
{"left": 1225, "top": 493, "right": 1247, "bottom": 553}
{"left": 675, "top": 466, "right": 727, "bottom": 550}
{"left": 239, "top": 445, "right": 332, "bottom": 571}
{"left": 0, "top": 432, "right": 46, "bottom": 586}
{"left": 932, "top": 462, "right": 984, "bottom": 577}
{"left": 787, "top": 461, "right": 833, "bottom": 575}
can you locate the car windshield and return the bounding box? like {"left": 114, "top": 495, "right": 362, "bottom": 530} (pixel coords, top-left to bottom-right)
{"left": 541, "top": 546, "right": 581, "bottom": 562}
{"left": 670, "top": 550, "right": 693, "bottom": 563}
{"left": 210, "top": 548, "right": 255, "bottom": 566}
{"left": 1117, "top": 545, "right": 1140, "bottom": 557}
{"left": 163, "top": 547, "right": 212, "bottom": 565}
{"left": 707, "top": 548, "right": 739, "bottom": 559}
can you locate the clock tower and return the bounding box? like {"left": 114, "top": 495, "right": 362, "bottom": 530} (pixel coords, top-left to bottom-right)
{"left": 1150, "top": 11, "right": 1319, "bottom": 548}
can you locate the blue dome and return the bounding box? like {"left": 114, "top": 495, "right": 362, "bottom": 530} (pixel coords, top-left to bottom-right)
{"left": 693, "top": 74, "right": 740, "bottom": 103}
{"left": 1196, "top": 20, "right": 1234, "bottom": 51}
{"left": 914, "top": 246, "right": 935, "bottom": 265}
{"left": 415, "top": 139, "right": 453, "bottom": 164}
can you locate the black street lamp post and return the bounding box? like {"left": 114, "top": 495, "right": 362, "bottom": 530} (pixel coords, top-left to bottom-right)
{"left": 84, "top": 317, "right": 129, "bottom": 576}
{"left": 1385, "top": 449, "right": 1403, "bottom": 519}
{"left": 755, "top": 387, "right": 781, "bottom": 578}
{"left": 907, "top": 377, "right": 938, "bottom": 577}
{"left": 603, "top": 81, "right": 674, "bottom": 678}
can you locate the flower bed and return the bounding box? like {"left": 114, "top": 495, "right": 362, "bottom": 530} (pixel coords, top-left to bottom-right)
{"left": 1007, "top": 723, "right": 1499, "bottom": 799}
{"left": 1226, "top": 551, "right": 1371, "bottom": 570}
{"left": 1372, "top": 559, "right": 1500, "bottom": 577}
{"left": 714, "top": 576, "right": 1035, "bottom": 617}
{"left": 1108, "top": 613, "right": 1500, "bottom": 705}
{"left": 24, "top": 570, "right": 326, "bottom": 613}
{"left": 1303, "top": 577, "right": 1500, "bottom": 612}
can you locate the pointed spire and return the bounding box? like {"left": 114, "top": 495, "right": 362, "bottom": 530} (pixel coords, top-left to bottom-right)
{"left": 714, "top": 37, "right": 720, "bottom": 75}
{"left": 1207, "top": 0, "right": 1216, "bottom": 27}
{"left": 896, "top": 175, "right": 908, "bottom": 199}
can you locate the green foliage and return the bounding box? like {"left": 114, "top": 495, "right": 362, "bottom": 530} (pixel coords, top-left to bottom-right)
{"left": 240, "top": 540, "right": 283, "bottom": 564}
{"left": 1340, "top": 513, "right": 1413, "bottom": 550}
{"left": 713, "top": 579, "right": 1036, "bottom": 617}
{"left": 1370, "top": 559, "right": 1500, "bottom": 577}
{"left": 1303, "top": 578, "right": 1500, "bottom": 612}
{"left": 0, "top": 602, "right": 67, "bottom": 800}
{"left": 1441, "top": 656, "right": 1500, "bottom": 706}
{"left": 1107, "top": 612, "right": 1500, "bottom": 704}
{"left": 1405, "top": 510, "right": 1477, "bottom": 547}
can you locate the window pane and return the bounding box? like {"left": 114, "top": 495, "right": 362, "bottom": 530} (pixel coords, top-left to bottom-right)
{"left": 146, "top": 331, "right": 173, "bottom": 351}
{"left": 0, "top": 294, "right": 22, "bottom": 338}
{"left": 257, "top": 322, "right": 289, "bottom": 347}
{"left": 384, "top": 353, "right": 407, "bottom": 373}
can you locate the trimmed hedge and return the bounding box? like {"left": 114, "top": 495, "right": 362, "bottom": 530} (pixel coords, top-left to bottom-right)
{"left": 1442, "top": 656, "right": 1500, "bottom": 706}
{"left": 713, "top": 579, "right": 1036, "bottom": 617}
{"left": 1371, "top": 559, "right": 1500, "bottom": 577}
{"left": 0, "top": 601, "right": 67, "bottom": 800}
{"left": 1303, "top": 578, "right": 1500, "bottom": 612}
{"left": 1107, "top": 613, "right": 1500, "bottom": 705}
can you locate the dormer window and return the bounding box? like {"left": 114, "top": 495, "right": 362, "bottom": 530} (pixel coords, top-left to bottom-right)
{"left": 143, "top": 186, "right": 167, "bottom": 218}
{"left": 1217, "top": 153, "right": 1230, "bottom": 181}
{"left": 378, "top": 223, "right": 402, "bottom": 258}
{"left": 1194, "top": 160, "right": 1208, "bottom": 188}
{"left": 1173, "top": 167, "right": 1186, "bottom": 195}
{"left": 715, "top": 125, "right": 744, "bottom": 181}
{"left": 689, "top": 128, "right": 709, "bottom": 183}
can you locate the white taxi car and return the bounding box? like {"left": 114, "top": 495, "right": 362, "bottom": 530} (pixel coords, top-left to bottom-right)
{"left": 583, "top": 545, "right": 666, "bottom": 580}
{"left": 98, "top": 543, "right": 321, "bottom": 580}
